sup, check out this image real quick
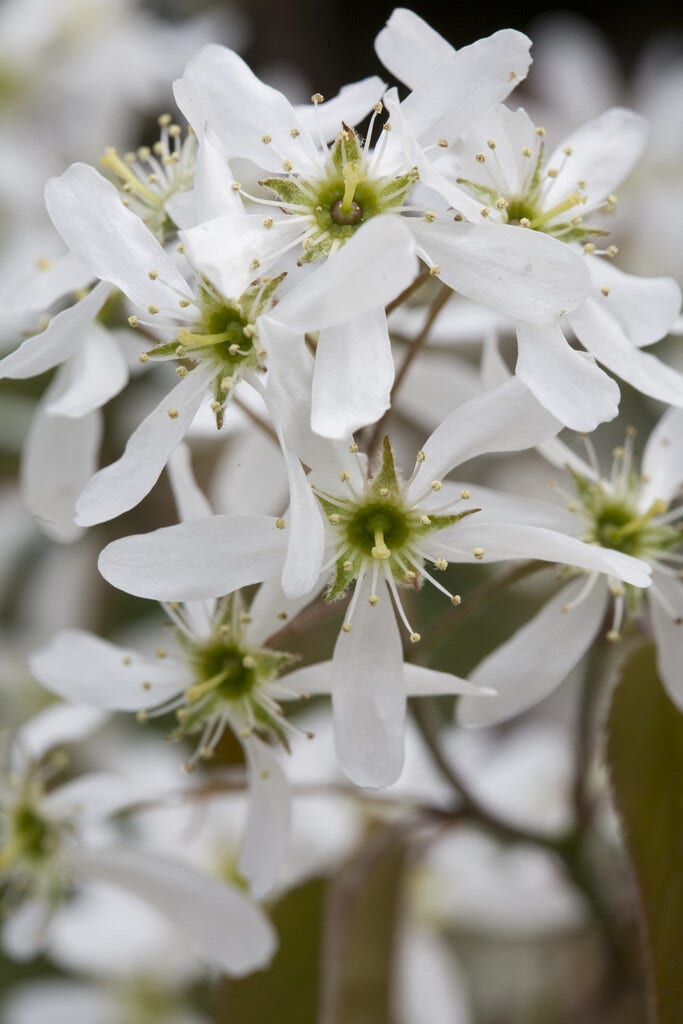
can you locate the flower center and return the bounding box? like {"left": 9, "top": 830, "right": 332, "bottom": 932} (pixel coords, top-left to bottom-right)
{"left": 100, "top": 113, "right": 196, "bottom": 242}
{"left": 188, "top": 641, "right": 257, "bottom": 703}
{"left": 345, "top": 501, "right": 411, "bottom": 560}
{"left": 258, "top": 121, "right": 418, "bottom": 263}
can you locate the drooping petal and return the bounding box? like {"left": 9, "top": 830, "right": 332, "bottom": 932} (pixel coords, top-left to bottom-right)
{"left": 458, "top": 577, "right": 608, "bottom": 726}
{"left": 30, "top": 630, "right": 188, "bottom": 710}
{"left": 403, "top": 663, "right": 493, "bottom": 698}
{"left": 277, "top": 428, "right": 326, "bottom": 598}
{"left": 410, "top": 220, "right": 590, "bottom": 323}
{"left": 45, "top": 324, "right": 129, "bottom": 418}
{"left": 271, "top": 216, "right": 418, "bottom": 332}
{"left": 544, "top": 109, "right": 648, "bottom": 215}
{"left": 332, "top": 577, "right": 406, "bottom": 788}
{"left": 439, "top": 522, "right": 652, "bottom": 588}
{"left": 75, "top": 362, "right": 214, "bottom": 526}
{"left": 21, "top": 370, "right": 102, "bottom": 543}
{"left": 98, "top": 516, "right": 288, "bottom": 600}
{"left": 259, "top": 319, "right": 356, "bottom": 476}
{"left": 311, "top": 309, "right": 393, "bottom": 438}
{"left": 641, "top": 407, "right": 683, "bottom": 507}
{"left": 0, "top": 282, "right": 110, "bottom": 380}
{"left": 398, "top": 30, "right": 532, "bottom": 144}
{"left": 649, "top": 571, "right": 683, "bottom": 710}
{"left": 44, "top": 164, "right": 194, "bottom": 311}
{"left": 374, "top": 9, "right": 456, "bottom": 88}
{"left": 516, "top": 320, "right": 620, "bottom": 431}
{"left": 570, "top": 298, "right": 683, "bottom": 406}
{"left": 408, "top": 377, "right": 561, "bottom": 494}
{"left": 239, "top": 736, "right": 290, "bottom": 899}
{"left": 67, "top": 845, "right": 276, "bottom": 976}
{"left": 587, "top": 259, "right": 681, "bottom": 347}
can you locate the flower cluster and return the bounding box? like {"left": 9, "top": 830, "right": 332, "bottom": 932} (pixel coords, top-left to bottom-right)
{"left": 1, "top": 6, "right": 682, "bottom": 1010}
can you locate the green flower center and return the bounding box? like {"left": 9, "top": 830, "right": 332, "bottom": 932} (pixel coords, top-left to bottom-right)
{"left": 345, "top": 500, "right": 411, "bottom": 559}
{"left": 192, "top": 641, "right": 257, "bottom": 702}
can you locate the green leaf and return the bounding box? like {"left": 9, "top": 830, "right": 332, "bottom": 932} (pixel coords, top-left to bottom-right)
{"left": 607, "top": 642, "right": 683, "bottom": 1024}
{"left": 319, "top": 823, "right": 409, "bottom": 1024}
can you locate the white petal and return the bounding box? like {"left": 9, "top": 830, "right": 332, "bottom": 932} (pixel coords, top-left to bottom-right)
{"left": 30, "top": 630, "right": 188, "bottom": 710}
{"left": 641, "top": 407, "right": 683, "bottom": 507}
{"left": 22, "top": 370, "right": 102, "bottom": 543}
{"left": 246, "top": 576, "right": 320, "bottom": 648}
{"left": 409, "top": 377, "right": 560, "bottom": 492}
{"left": 544, "top": 109, "right": 648, "bottom": 215}
{"left": 272, "top": 216, "right": 418, "bottom": 331}
{"left": 194, "top": 125, "right": 245, "bottom": 223}
{"left": 440, "top": 522, "right": 652, "bottom": 588}
{"left": 411, "top": 220, "right": 590, "bottom": 323}
{"left": 239, "top": 737, "right": 290, "bottom": 898}
{"left": 587, "top": 260, "right": 681, "bottom": 347}
{"left": 175, "top": 45, "right": 315, "bottom": 173}
{"left": 2, "top": 900, "right": 49, "bottom": 961}
{"left": 1, "top": 980, "right": 115, "bottom": 1024}
{"left": 403, "top": 663, "right": 493, "bottom": 698}
{"left": 45, "top": 324, "right": 129, "bottom": 418}
{"left": 259, "top": 319, "right": 357, "bottom": 473}
{"left": 434, "top": 480, "right": 580, "bottom": 534}
{"left": 459, "top": 577, "right": 608, "bottom": 726}
{"left": 8, "top": 251, "right": 94, "bottom": 314}
{"left": 45, "top": 164, "right": 193, "bottom": 311}
{"left": 0, "top": 282, "right": 110, "bottom": 380}
{"left": 570, "top": 298, "right": 683, "bottom": 406}
{"left": 516, "top": 320, "right": 620, "bottom": 431}
{"left": 295, "top": 77, "right": 385, "bottom": 139}
{"left": 536, "top": 437, "right": 597, "bottom": 481}
{"left": 375, "top": 9, "right": 455, "bottom": 88}
{"left": 332, "top": 577, "right": 406, "bottom": 788}
{"left": 278, "top": 660, "right": 336, "bottom": 697}
{"left": 277, "top": 429, "right": 326, "bottom": 598}
{"left": 167, "top": 442, "right": 213, "bottom": 521}
{"left": 649, "top": 573, "right": 683, "bottom": 710}
{"left": 67, "top": 845, "right": 276, "bottom": 976}
{"left": 311, "top": 309, "right": 393, "bottom": 437}
{"left": 98, "top": 516, "right": 287, "bottom": 600}
{"left": 399, "top": 30, "right": 532, "bottom": 143}
{"left": 75, "top": 363, "right": 214, "bottom": 526}
{"left": 15, "top": 704, "right": 106, "bottom": 765}
{"left": 180, "top": 213, "right": 304, "bottom": 300}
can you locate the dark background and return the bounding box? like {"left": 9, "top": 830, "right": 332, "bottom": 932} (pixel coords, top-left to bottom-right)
{"left": 160, "top": 0, "right": 683, "bottom": 94}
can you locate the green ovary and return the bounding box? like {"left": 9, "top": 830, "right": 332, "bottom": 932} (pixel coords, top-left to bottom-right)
{"left": 589, "top": 499, "right": 679, "bottom": 560}
{"left": 345, "top": 501, "right": 411, "bottom": 558}
{"left": 192, "top": 642, "right": 256, "bottom": 702}
{"left": 314, "top": 177, "right": 384, "bottom": 240}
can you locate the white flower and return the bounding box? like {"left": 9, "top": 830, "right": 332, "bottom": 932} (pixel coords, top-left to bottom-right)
{"left": 0, "top": 704, "right": 276, "bottom": 974}
{"left": 458, "top": 407, "right": 683, "bottom": 726}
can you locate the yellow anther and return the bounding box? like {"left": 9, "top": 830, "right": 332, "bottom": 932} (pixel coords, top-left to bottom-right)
{"left": 138, "top": 352, "right": 149, "bottom": 364}
{"left": 429, "top": 264, "right": 441, "bottom": 275}
{"left": 451, "top": 594, "right": 462, "bottom": 606}
{"left": 475, "top": 152, "right": 486, "bottom": 163}
{"left": 158, "top": 113, "right": 172, "bottom": 126}
{"left": 419, "top": 515, "right": 431, "bottom": 526}
{"left": 434, "top": 558, "right": 448, "bottom": 570}
{"left": 606, "top": 245, "right": 619, "bottom": 257}
{"left": 176, "top": 366, "right": 188, "bottom": 377}
{"left": 148, "top": 305, "right": 159, "bottom": 315}
{"left": 167, "top": 408, "right": 179, "bottom": 419}
{"left": 437, "top": 137, "right": 449, "bottom": 148}
{"left": 349, "top": 443, "right": 359, "bottom": 453}
{"left": 460, "top": 489, "right": 471, "bottom": 500}
{"left": 342, "top": 622, "right": 352, "bottom": 633}
{"left": 275, "top": 518, "right": 286, "bottom": 529}
{"left": 430, "top": 481, "right": 442, "bottom": 492}
{"left": 368, "top": 594, "right": 379, "bottom": 606}
{"left": 409, "top": 632, "right": 421, "bottom": 644}
{"left": 128, "top": 315, "right": 139, "bottom": 327}
{"left": 311, "top": 93, "right": 324, "bottom": 104}
{"left": 473, "top": 547, "right": 485, "bottom": 560}
{"left": 242, "top": 656, "right": 257, "bottom": 669}
{"left": 343, "top": 560, "right": 354, "bottom": 573}
{"left": 155, "top": 648, "right": 167, "bottom": 658}
{"left": 601, "top": 286, "right": 610, "bottom": 296}
{"left": 583, "top": 243, "right": 596, "bottom": 254}
{"left": 329, "top": 513, "right": 341, "bottom": 525}
{"left": 148, "top": 269, "right": 158, "bottom": 280}
{"left": 520, "top": 146, "right": 532, "bottom": 157}
{"left": 261, "top": 134, "right": 272, "bottom": 144}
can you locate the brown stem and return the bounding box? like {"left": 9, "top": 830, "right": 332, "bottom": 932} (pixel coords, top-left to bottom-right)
{"left": 384, "top": 267, "right": 430, "bottom": 316}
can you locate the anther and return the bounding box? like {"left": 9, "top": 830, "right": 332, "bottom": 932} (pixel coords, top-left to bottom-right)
{"left": 342, "top": 622, "right": 351, "bottom": 633}
{"left": 167, "top": 408, "right": 179, "bottom": 419}
{"left": 473, "top": 547, "right": 485, "bottom": 560}
{"left": 368, "top": 594, "right": 379, "bottom": 606}
{"left": 434, "top": 558, "right": 448, "bottom": 570}
{"left": 606, "top": 245, "right": 619, "bottom": 258}
{"left": 601, "top": 287, "right": 610, "bottom": 296}
{"left": 275, "top": 518, "right": 286, "bottom": 529}
{"left": 128, "top": 315, "right": 139, "bottom": 327}
{"left": 451, "top": 595, "right": 462, "bottom": 606}
{"left": 329, "top": 513, "right": 341, "bottom": 525}
{"left": 242, "top": 656, "right": 257, "bottom": 669}
{"left": 460, "top": 489, "right": 471, "bottom": 499}
{"left": 409, "top": 632, "right": 421, "bottom": 644}
{"left": 148, "top": 269, "right": 158, "bottom": 280}
{"left": 430, "top": 481, "right": 442, "bottom": 491}
{"left": 148, "top": 305, "right": 159, "bottom": 315}
{"left": 429, "top": 264, "right": 441, "bottom": 275}
{"left": 419, "top": 515, "right": 431, "bottom": 526}
{"left": 138, "top": 352, "right": 149, "bottom": 363}
{"left": 583, "top": 243, "right": 596, "bottom": 254}
{"left": 311, "top": 93, "right": 324, "bottom": 104}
